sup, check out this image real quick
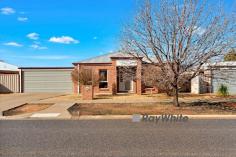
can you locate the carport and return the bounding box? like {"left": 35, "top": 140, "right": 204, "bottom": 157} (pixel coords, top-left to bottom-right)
{"left": 19, "top": 67, "right": 74, "bottom": 93}
{"left": 0, "top": 60, "right": 19, "bottom": 93}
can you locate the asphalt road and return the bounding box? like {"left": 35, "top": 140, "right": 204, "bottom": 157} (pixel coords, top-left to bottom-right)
{"left": 0, "top": 119, "right": 236, "bottom": 157}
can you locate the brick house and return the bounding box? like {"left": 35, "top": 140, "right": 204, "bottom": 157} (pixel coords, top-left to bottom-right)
{"left": 73, "top": 52, "right": 148, "bottom": 95}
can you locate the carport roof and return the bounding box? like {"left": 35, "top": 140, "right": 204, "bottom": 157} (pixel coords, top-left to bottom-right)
{"left": 0, "top": 60, "right": 18, "bottom": 71}
{"left": 19, "top": 67, "right": 73, "bottom": 69}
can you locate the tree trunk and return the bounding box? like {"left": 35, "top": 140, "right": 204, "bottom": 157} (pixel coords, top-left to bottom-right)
{"left": 173, "top": 86, "right": 180, "bottom": 107}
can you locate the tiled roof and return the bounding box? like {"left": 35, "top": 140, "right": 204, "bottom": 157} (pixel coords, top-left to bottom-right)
{"left": 74, "top": 52, "right": 135, "bottom": 64}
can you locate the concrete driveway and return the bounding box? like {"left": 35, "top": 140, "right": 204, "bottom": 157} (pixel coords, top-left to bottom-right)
{"left": 0, "top": 93, "right": 67, "bottom": 114}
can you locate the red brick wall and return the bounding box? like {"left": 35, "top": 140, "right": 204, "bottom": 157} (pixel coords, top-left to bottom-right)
{"left": 74, "top": 58, "right": 144, "bottom": 95}
{"left": 77, "top": 63, "right": 116, "bottom": 95}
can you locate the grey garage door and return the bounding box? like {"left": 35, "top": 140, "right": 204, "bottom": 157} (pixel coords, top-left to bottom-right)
{"left": 212, "top": 69, "right": 236, "bottom": 95}
{"left": 22, "top": 68, "right": 73, "bottom": 93}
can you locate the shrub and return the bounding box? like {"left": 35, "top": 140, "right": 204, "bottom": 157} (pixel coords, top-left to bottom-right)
{"left": 224, "top": 49, "right": 236, "bottom": 61}
{"left": 79, "top": 69, "right": 99, "bottom": 86}
{"left": 217, "top": 84, "right": 229, "bottom": 97}
{"left": 71, "top": 67, "right": 79, "bottom": 83}
{"left": 71, "top": 68, "right": 99, "bottom": 86}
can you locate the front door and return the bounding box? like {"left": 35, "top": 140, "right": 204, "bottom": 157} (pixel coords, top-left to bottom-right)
{"left": 118, "top": 70, "right": 133, "bottom": 92}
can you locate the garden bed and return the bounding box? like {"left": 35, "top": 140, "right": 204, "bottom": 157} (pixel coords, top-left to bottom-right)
{"left": 3, "top": 103, "right": 54, "bottom": 116}
{"left": 68, "top": 102, "right": 236, "bottom": 117}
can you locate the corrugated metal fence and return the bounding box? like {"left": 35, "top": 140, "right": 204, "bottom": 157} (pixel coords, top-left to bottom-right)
{"left": 0, "top": 74, "right": 19, "bottom": 93}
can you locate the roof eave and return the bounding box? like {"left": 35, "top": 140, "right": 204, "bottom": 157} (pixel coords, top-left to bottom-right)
{"left": 73, "top": 62, "right": 112, "bottom": 65}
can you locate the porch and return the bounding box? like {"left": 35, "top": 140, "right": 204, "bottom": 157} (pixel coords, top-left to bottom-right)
{"left": 111, "top": 57, "right": 142, "bottom": 95}
{"left": 116, "top": 67, "right": 136, "bottom": 93}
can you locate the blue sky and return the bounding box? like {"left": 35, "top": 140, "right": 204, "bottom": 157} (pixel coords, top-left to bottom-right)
{"left": 0, "top": 0, "right": 235, "bottom": 67}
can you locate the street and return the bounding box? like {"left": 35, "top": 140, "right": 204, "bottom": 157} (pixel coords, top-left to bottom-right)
{"left": 0, "top": 119, "right": 236, "bottom": 157}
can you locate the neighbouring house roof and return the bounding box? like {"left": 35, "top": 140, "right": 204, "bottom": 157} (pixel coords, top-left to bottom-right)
{"left": 210, "top": 61, "right": 236, "bottom": 67}
{"left": 0, "top": 60, "right": 18, "bottom": 72}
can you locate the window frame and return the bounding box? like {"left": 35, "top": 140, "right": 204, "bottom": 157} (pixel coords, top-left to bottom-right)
{"left": 99, "top": 69, "right": 108, "bottom": 89}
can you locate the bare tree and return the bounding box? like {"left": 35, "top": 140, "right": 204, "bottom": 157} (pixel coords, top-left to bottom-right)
{"left": 122, "top": 0, "right": 236, "bottom": 106}
{"left": 142, "top": 64, "right": 191, "bottom": 96}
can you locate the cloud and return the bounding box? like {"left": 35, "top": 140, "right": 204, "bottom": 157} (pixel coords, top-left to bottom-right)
{"left": 3, "top": 42, "right": 23, "bottom": 47}
{"left": 27, "top": 33, "right": 39, "bottom": 40}
{"left": 0, "top": 7, "right": 15, "bottom": 15}
{"left": 49, "top": 36, "right": 79, "bottom": 44}
{"left": 194, "top": 26, "right": 206, "bottom": 36}
{"left": 30, "top": 44, "right": 47, "bottom": 50}
{"left": 17, "top": 17, "right": 28, "bottom": 22}
{"left": 93, "top": 36, "right": 98, "bottom": 40}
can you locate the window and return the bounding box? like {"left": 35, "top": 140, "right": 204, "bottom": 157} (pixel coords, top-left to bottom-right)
{"left": 99, "top": 70, "right": 108, "bottom": 88}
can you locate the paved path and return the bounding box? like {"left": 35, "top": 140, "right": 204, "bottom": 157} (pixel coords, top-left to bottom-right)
{"left": 0, "top": 93, "right": 66, "bottom": 115}
{"left": 30, "top": 102, "right": 74, "bottom": 119}
{"left": 0, "top": 119, "right": 236, "bottom": 157}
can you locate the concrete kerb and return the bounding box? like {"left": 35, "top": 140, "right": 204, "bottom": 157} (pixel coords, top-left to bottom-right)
{"left": 2, "top": 114, "right": 236, "bottom": 120}
{"left": 79, "top": 115, "right": 236, "bottom": 120}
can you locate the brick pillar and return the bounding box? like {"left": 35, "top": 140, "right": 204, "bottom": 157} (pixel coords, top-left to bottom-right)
{"left": 73, "top": 82, "right": 78, "bottom": 94}
{"left": 111, "top": 59, "right": 117, "bottom": 95}
{"left": 81, "top": 85, "right": 94, "bottom": 100}
{"left": 136, "top": 59, "right": 142, "bottom": 95}
{"left": 73, "top": 64, "right": 79, "bottom": 94}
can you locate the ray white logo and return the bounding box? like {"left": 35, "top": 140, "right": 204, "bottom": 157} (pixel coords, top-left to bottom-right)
{"left": 132, "top": 114, "right": 189, "bottom": 123}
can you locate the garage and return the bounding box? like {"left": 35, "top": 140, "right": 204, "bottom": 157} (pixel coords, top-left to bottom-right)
{"left": 211, "top": 62, "right": 236, "bottom": 95}
{"left": 20, "top": 67, "right": 74, "bottom": 93}
{"left": 212, "top": 69, "right": 236, "bottom": 95}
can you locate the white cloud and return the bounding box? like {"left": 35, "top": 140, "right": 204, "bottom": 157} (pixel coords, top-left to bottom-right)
{"left": 27, "top": 33, "right": 39, "bottom": 40}
{"left": 3, "top": 42, "right": 23, "bottom": 47}
{"left": 194, "top": 26, "right": 206, "bottom": 36}
{"left": 17, "top": 17, "right": 28, "bottom": 22}
{"left": 30, "top": 44, "right": 47, "bottom": 50}
{"left": 0, "top": 7, "right": 15, "bottom": 15}
{"left": 49, "top": 36, "right": 79, "bottom": 44}
{"left": 93, "top": 36, "right": 98, "bottom": 40}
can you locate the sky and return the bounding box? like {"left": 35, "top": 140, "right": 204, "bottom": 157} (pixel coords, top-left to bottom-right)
{"left": 0, "top": 0, "right": 235, "bottom": 67}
